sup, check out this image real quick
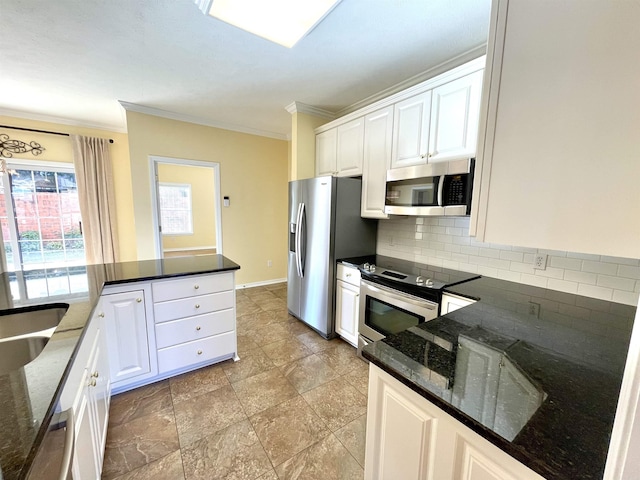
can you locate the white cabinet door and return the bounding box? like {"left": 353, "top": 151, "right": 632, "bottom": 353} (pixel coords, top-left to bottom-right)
{"left": 428, "top": 70, "right": 483, "bottom": 163}
{"left": 72, "top": 369, "right": 99, "bottom": 480}
{"left": 451, "top": 336, "right": 502, "bottom": 428}
{"left": 441, "top": 293, "right": 475, "bottom": 314}
{"left": 102, "top": 290, "right": 152, "bottom": 386}
{"left": 336, "top": 118, "right": 364, "bottom": 176}
{"left": 315, "top": 128, "right": 338, "bottom": 176}
{"left": 335, "top": 279, "right": 359, "bottom": 347}
{"left": 391, "top": 92, "right": 431, "bottom": 169}
{"left": 361, "top": 106, "right": 393, "bottom": 218}
{"left": 88, "top": 319, "right": 111, "bottom": 469}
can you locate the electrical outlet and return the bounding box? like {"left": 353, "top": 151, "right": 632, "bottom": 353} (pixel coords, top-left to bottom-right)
{"left": 267, "top": 260, "right": 272, "bottom": 267}
{"left": 528, "top": 302, "right": 540, "bottom": 317}
{"left": 533, "top": 253, "right": 547, "bottom": 270}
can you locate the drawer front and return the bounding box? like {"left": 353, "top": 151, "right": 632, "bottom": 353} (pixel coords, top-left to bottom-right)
{"left": 155, "top": 309, "right": 235, "bottom": 349}
{"left": 337, "top": 263, "right": 361, "bottom": 286}
{"left": 157, "top": 332, "right": 236, "bottom": 374}
{"left": 152, "top": 273, "right": 234, "bottom": 303}
{"left": 154, "top": 290, "right": 235, "bottom": 324}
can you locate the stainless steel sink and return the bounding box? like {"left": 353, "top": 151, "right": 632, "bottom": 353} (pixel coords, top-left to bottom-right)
{"left": 0, "top": 303, "right": 69, "bottom": 340}
{"left": 0, "top": 336, "right": 50, "bottom": 375}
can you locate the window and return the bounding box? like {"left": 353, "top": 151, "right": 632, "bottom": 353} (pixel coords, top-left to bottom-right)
{"left": 158, "top": 183, "right": 193, "bottom": 235}
{"left": 0, "top": 161, "right": 86, "bottom": 271}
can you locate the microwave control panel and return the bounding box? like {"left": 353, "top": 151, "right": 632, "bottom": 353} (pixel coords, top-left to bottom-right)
{"left": 443, "top": 174, "right": 469, "bottom": 206}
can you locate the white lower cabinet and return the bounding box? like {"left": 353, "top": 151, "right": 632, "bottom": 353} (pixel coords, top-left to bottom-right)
{"left": 335, "top": 264, "right": 361, "bottom": 347}
{"left": 59, "top": 305, "right": 111, "bottom": 480}
{"left": 365, "top": 364, "right": 545, "bottom": 480}
{"left": 101, "top": 286, "right": 157, "bottom": 390}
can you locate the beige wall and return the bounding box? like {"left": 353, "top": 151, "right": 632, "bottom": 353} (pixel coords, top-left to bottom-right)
{"left": 126, "top": 111, "right": 288, "bottom": 285}
{"left": 157, "top": 163, "right": 217, "bottom": 251}
{"left": 290, "top": 111, "right": 327, "bottom": 181}
{"left": 0, "top": 116, "right": 137, "bottom": 261}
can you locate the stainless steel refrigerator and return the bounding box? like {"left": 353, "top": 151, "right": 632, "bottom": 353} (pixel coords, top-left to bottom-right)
{"left": 288, "top": 176, "right": 377, "bottom": 338}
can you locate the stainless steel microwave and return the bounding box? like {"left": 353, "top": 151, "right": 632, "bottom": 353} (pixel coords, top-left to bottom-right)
{"left": 384, "top": 158, "right": 474, "bottom": 216}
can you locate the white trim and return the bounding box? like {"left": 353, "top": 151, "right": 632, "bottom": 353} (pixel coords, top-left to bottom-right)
{"left": 163, "top": 246, "right": 216, "bottom": 252}
{"left": 235, "top": 278, "right": 286, "bottom": 289}
{"left": 149, "top": 156, "right": 223, "bottom": 259}
{"left": 119, "top": 101, "right": 288, "bottom": 141}
{"left": 3, "top": 158, "right": 74, "bottom": 172}
{"left": 0, "top": 107, "right": 127, "bottom": 133}
{"left": 314, "top": 52, "right": 487, "bottom": 134}
{"left": 284, "top": 101, "right": 336, "bottom": 120}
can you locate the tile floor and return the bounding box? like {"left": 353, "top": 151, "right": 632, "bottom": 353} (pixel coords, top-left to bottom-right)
{"left": 102, "top": 282, "right": 369, "bottom": 480}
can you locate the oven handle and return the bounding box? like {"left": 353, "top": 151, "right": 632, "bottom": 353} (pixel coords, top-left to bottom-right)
{"left": 361, "top": 280, "right": 438, "bottom": 309}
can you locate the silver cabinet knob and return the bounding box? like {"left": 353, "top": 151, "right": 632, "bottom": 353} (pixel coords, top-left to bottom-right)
{"left": 98, "top": 312, "right": 105, "bottom": 318}
{"left": 89, "top": 379, "right": 97, "bottom": 387}
{"left": 91, "top": 371, "right": 99, "bottom": 378}
{"left": 197, "top": 350, "right": 203, "bottom": 355}
{"left": 136, "top": 298, "right": 142, "bottom": 303}
{"left": 196, "top": 326, "right": 201, "bottom": 331}
{"left": 194, "top": 284, "right": 200, "bottom": 290}
{"left": 195, "top": 304, "right": 200, "bottom": 309}
{"left": 346, "top": 273, "right": 351, "bottom": 278}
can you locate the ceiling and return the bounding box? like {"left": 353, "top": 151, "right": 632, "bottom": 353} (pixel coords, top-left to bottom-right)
{"left": 0, "top": 0, "right": 491, "bottom": 139}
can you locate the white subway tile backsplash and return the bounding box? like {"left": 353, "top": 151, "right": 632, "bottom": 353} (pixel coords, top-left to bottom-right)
{"left": 582, "top": 260, "right": 618, "bottom": 276}
{"left": 618, "top": 265, "right": 640, "bottom": 280}
{"left": 597, "top": 275, "right": 636, "bottom": 292}
{"left": 549, "top": 256, "right": 582, "bottom": 271}
{"left": 377, "top": 217, "right": 639, "bottom": 306}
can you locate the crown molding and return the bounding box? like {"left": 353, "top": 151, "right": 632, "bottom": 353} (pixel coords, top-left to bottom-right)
{"left": 0, "top": 107, "right": 127, "bottom": 134}
{"left": 285, "top": 101, "right": 336, "bottom": 120}
{"left": 119, "top": 101, "right": 288, "bottom": 141}
{"left": 336, "top": 44, "right": 488, "bottom": 117}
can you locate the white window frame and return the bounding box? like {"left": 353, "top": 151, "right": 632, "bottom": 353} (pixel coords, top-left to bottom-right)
{"left": 158, "top": 182, "right": 194, "bottom": 236}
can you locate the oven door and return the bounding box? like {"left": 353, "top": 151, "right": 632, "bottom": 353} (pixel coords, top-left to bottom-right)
{"left": 358, "top": 280, "right": 438, "bottom": 342}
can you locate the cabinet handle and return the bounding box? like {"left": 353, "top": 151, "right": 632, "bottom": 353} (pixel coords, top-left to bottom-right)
{"left": 89, "top": 378, "right": 96, "bottom": 387}
{"left": 136, "top": 298, "right": 142, "bottom": 303}
{"left": 197, "top": 350, "right": 203, "bottom": 355}
{"left": 196, "top": 326, "right": 201, "bottom": 331}
{"left": 98, "top": 312, "right": 105, "bottom": 318}
{"left": 346, "top": 273, "right": 351, "bottom": 278}
{"left": 195, "top": 304, "right": 200, "bottom": 309}
{"left": 194, "top": 284, "right": 200, "bottom": 290}
{"left": 91, "top": 371, "right": 99, "bottom": 378}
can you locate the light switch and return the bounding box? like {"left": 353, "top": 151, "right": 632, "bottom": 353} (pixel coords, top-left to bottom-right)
{"left": 223, "top": 196, "right": 230, "bottom": 207}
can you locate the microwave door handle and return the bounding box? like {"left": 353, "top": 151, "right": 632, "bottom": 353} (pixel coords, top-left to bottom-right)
{"left": 437, "top": 175, "right": 445, "bottom": 207}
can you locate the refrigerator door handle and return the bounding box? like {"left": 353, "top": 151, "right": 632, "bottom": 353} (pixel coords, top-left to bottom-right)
{"left": 295, "top": 203, "right": 304, "bottom": 277}
{"left": 299, "top": 202, "right": 306, "bottom": 277}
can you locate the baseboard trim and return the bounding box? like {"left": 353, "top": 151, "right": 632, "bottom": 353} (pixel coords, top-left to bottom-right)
{"left": 236, "top": 278, "right": 287, "bottom": 289}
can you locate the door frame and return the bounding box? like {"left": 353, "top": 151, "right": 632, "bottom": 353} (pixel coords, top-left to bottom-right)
{"left": 148, "top": 156, "right": 222, "bottom": 258}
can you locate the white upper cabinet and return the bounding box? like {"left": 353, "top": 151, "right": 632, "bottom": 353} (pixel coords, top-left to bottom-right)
{"left": 336, "top": 118, "right": 364, "bottom": 176}
{"left": 391, "top": 92, "right": 432, "bottom": 169}
{"left": 428, "top": 70, "right": 483, "bottom": 163}
{"left": 471, "top": 0, "right": 640, "bottom": 258}
{"left": 361, "top": 106, "right": 393, "bottom": 218}
{"left": 315, "top": 128, "right": 338, "bottom": 176}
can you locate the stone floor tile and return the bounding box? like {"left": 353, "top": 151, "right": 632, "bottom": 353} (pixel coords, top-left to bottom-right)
{"left": 231, "top": 368, "right": 298, "bottom": 416}
{"left": 108, "top": 380, "right": 172, "bottom": 427}
{"left": 315, "top": 341, "right": 364, "bottom": 375}
{"left": 341, "top": 361, "right": 370, "bottom": 398}
{"left": 274, "top": 434, "right": 364, "bottom": 480}
{"left": 261, "top": 337, "right": 313, "bottom": 367}
{"left": 102, "top": 407, "right": 180, "bottom": 479}
{"left": 236, "top": 333, "right": 261, "bottom": 355}
{"left": 302, "top": 377, "right": 367, "bottom": 432}
{"left": 173, "top": 385, "right": 246, "bottom": 448}
{"left": 169, "top": 363, "right": 230, "bottom": 404}
{"left": 222, "top": 348, "right": 275, "bottom": 384}
{"left": 245, "top": 322, "right": 296, "bottom": 346}
{"left": 296, "top": 332, "right": 342, "bottom": 353}
{"left": 334, "top": 414, "right": 367, "bottom": 468}
{"left": 108, "top": 449, "right": 185, "bottom": 480}
{"left": 249, "top": 396, "right": 330, "bottom": 467}
{"left": 280, "top": 354, "right": 339, "bottom": 394}
{"left": 181, "top": 419, "right": 272, "bottom": 480}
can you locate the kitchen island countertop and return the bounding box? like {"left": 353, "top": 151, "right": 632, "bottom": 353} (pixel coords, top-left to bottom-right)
{"left": 363, "top": 275, "right": 637, "bottom": 480}
{"left": 0, "top": 254, "right": 240, "bottom": 480}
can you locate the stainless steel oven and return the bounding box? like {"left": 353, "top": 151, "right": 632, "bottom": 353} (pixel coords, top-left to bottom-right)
{"left": 358, "top": 279, "right": 438, "bottom": 353}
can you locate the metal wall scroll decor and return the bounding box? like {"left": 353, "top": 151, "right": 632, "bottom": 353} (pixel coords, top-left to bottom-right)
{"left": 0, "top": 133, "right": 46, "bottom": 158}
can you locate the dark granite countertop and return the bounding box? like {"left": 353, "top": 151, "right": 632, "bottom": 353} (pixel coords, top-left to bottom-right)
{"left": 0, "top": 254, "right": 240, "bottom": 480}
{"left": 363, "top": 275, "right": 637, "bottom": 480}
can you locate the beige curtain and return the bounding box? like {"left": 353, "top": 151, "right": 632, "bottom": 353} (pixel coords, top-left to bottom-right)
{"left": 71, "top": 135, "right": 120, "bottom": 264}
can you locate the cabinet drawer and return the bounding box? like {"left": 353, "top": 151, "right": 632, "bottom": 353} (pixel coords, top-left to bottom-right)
{"left": 157, "top": 332, "right": 236, "bottom": 374}
{"left": 337, "top": 264, "right": 361, "bottom": 287}
{"left": 155, "top": 309, "right": 235, "bottom": 349}
{"left": 152, "top": 273, "right": 234, "bottom": 303}
{"left": 154, "top": 290, "right": 235, "bottom": 324}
